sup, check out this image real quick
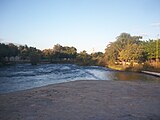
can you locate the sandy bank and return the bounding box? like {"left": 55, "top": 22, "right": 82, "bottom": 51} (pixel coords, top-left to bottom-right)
{"left": 0, "top": 80, "right": 160, "bottom": 120}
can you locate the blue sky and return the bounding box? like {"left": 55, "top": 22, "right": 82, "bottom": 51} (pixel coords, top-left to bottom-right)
{"left": 0, "top": 0, "right": 160, "bottom": 53}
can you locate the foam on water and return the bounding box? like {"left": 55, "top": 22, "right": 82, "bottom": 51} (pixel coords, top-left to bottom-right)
{"left": 0, "top": 64, "right": 159, "bottom": 93}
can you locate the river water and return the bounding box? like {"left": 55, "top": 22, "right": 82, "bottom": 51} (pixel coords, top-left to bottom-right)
{"left": 0, "top": 64, "right": 159, "bottom": 93}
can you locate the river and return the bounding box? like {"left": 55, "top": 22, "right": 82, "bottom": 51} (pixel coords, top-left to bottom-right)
{"left": 0, "top": 64, "right": 159, "bottom": 93}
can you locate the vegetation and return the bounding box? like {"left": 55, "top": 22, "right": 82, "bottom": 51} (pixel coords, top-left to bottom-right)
{"left": 0, "top": 32, "right": 160, "bottom": 72}
{"left": 0, "top": 43, "right": 104, "bottom": 66}
{"left": 104, "top": 33, "right": 160, "bottom": 72}
{"left": 30, "top": 52, "right": 40, "bottom": 65}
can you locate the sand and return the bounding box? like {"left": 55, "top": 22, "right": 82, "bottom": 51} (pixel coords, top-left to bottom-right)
{"left": 0, "top": 80, "right": 160, "bottom": 120}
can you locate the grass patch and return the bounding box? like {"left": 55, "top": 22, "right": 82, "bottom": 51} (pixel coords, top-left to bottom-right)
{"left": 108, "top": 65, "right": 127, "bottom": 71}
{"left": 108, "top": 62, "right": 160, "bottom": 73}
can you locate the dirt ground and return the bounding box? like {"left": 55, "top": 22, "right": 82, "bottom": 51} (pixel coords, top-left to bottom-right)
{"left": 0, "top": 80, "right": 160, "bottom": 120}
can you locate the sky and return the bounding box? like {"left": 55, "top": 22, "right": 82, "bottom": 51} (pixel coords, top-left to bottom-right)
{"left": 0, "top": 0, "right": 160, "bottom": 53}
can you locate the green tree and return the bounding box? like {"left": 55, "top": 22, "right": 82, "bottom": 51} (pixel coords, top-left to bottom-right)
{"left": 76, "top": 50, "right": 92, "bottom": 65}
{"left": 8, "top": 43, "right": 19, "bottom": 57}
{"left": 104, "top": 33, "right": 143, "bottom": 65}
{"left": 104, "top": 42, "right": 119, "bottom": 65}
{"left": 143, "top": 39, "right": 160, "bottom": 61}
{"left": 91, "top": 52, "right": 104, "bottom": 66}
{"left": 0, "top": 43, "right": 9, "bottom": 65}
{"left": 119, "top": 44, "right": 145, "bottom": 63}
{"left": 42, "top": 49, "right": 53, "bottom": 62}
{"left": 19, "top": 45, "right": 29, "bottom": 60}
{"left": 52, "top": 44, "right": 63, "bottom": 60}
{"left": 30, "top": 51, "right": 40, "bottom": 65}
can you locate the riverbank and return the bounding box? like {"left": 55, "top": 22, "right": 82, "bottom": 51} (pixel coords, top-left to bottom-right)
{"left": 142, "top": 71, "right": 160, "bottom": 77}
{"left": 108, "top": 64, "right": 160, "bottom": 73}
{"left": 0, "top": 80, "right": 160, "bottom": 120}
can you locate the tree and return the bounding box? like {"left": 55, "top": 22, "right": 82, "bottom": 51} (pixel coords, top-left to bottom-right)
{"left": 0, "top": 43, "right": 9, "bottom": 58}
{"left": 30, "top": 51, "right": 40, "bottom": 65}
{"left": 42, "top": 49, "right": 53, "bottom": 62}
{"left": 62, "top": 46, "right": 77, "bottom": 60}
{"left": 0, "top": 43, "right": 10, "bottom": 64}
{"left": 104, "top": 33, "right": 143, "bottom": 65}
{"left": 19, "top": 45, "right": 29, "bottom": 60}
{"left": 52, "top": 44, "right": 63, "bottom": 60}
{"left": 104, "top": 42, "right": 119, "bottom": 65}
{"left": 142, "top": 39, "right": 160, "bottom": 61}
{"left": 8, "top": 43, "right": 19, "bottom": 57}
{"left": 119, "top": 44, "right": 145, "bottom": 63}
{"left": 76, "top": 50, "right": 92, "bottom": 65}
{"left": 91, "top": 52, "right": 104, "bottom": 66}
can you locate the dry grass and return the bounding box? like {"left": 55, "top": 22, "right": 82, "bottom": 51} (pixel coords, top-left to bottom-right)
{"left": 143, "top": 62, "right": 160, "bottom": 73}
{"left": 108, "top": 62, "right": 160, "bottom": 73}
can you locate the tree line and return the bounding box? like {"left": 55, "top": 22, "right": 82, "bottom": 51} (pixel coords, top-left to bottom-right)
{"left": 104, "top": 33, "right": 160, "bottom": 64}
{"left": 0, "top": 43, "right": 104, "bottom": 66}
{"left": 104, "top": 33, "right": 160, "bottom": 71}
{"left": 0, "top": 33, "right": 159, "bottom": 71}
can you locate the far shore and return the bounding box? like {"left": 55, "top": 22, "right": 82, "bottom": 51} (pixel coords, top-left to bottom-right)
{"left": 0, "top": 80, "right": 160, "bottom": 120}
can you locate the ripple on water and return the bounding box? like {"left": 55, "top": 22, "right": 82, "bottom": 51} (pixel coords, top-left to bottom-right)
{"left": 0, "top": 64, "right": 159, "bottom": 93}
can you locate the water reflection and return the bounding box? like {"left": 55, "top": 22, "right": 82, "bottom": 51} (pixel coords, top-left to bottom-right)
{"left": 113, "top": 72, "right": 156, "bottom": 81}
{"left": 0, "top": 64, "right": 159, "bottom": 93}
